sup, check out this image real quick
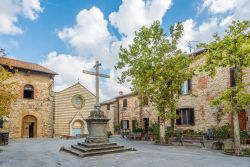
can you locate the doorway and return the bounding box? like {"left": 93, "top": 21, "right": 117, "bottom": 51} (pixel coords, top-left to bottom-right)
{"left": 72, "top": 120, "right": 83, "bottom": 137}
{"left": 22, "top": 115, "right": 37, "bottom": 138}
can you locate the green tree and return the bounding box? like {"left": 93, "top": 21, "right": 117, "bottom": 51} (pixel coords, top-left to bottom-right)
{"left": 0, "top": 51, "right": 19, "bottom": 120}
{"left": 115, "top": 21, "right": 192, "bottom": 143}
{"left": 199, "top": 20, "right": 250, "bottom": 155}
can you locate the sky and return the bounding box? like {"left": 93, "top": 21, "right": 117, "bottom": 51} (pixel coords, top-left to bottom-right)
{"left": 0, "top": 0, "right": 250, "bottom": 101}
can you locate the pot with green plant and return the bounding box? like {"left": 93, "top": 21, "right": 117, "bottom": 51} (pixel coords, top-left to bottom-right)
{"left": 148, "top": 123, "right": 160, "bottom": 143}
{"left": 212, "top": 124, "right": 232, "bottom": 150}
{"left": 240, "top": 130, "right": 248, "bottom": 144}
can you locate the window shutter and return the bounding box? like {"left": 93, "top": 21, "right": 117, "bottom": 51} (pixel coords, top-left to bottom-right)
{"left": 127, "top": 120, "right": 129, "bottom": 129}
{"left": 230, "top": 68, "right": 236, "bottom": 87}
{"left": 188, "top": 79, "right": 192, "bottom": 92}
{"left": 189, "top": 108, "right": 195, "bottom": 125}
{"left": 0, "top": 119, "right": 3, "bottom": 128}
{"left": 120, "top": 121, "right": 123, "bottom": 129}
{"left": 176, "top": 109, "right": 182, "bottom": 125}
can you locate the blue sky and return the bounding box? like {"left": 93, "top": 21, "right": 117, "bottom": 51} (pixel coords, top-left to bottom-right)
{"left": 0, "top": 0, "right": 249, "bottom": 100}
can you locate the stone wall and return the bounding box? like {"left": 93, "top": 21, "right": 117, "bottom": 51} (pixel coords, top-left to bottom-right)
{"left": 2, "top": 70, "right": 54, "bottom": 138}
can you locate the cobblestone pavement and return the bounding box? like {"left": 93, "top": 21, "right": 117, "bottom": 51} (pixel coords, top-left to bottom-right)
{"left": 0, "top": 137, "right": 249, "bottom": 167}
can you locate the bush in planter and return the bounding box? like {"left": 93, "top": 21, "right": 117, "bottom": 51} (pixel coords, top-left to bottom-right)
{"left": 148, "top": 123, "right": 160, "bottom": 142}
{"left": 106, "top": 131, "right": 112, "bottom": 138}
{"left": 240, "top": 130, "right": 248, "bottom": 144}
{"left": 212, "top": 124, "right": 232, "bottom": 150}
{"left": 165, "top": 127, "right": 174, "bottom": 143}
{"left": 241, "top": 148, "right": 250, "bottom": 156}
{"left": 133, "top": 128, "right": 144, "bottom": 133}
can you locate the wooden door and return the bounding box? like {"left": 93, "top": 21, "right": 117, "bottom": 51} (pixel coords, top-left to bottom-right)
{"left": 238, "top": 111, "right": 247, "bottom": 131}
{"left": 22, "top": 115, "right": 37, "bottom": 138}
{"left": 22, "top": 122, "right": 29, "bottom": 138}
{"left": 231, "top": 110, "right": 247, "bottom": 131}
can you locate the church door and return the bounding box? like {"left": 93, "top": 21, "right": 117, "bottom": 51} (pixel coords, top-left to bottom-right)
{"left": 72, "top": 120, "right": 83, "bottom": 137}
{"left": 22, "top": 115, "right": 37, "bottom": 138}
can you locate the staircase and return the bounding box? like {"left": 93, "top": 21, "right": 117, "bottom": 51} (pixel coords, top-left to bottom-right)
{"left": 61, "top": 142, "right": 135, "bottom": 158}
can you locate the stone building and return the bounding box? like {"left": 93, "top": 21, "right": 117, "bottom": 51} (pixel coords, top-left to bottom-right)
{"left": 101, "top": 93, "right": 159, "bottom": 133}
{"left": 54, "top": 83, "right": 96, "bottom": 137}
{"left": 0, "top": 57, "right": 57, "bottom": 139}
{"left": 101, "top": 50, "right": 250, "bottom": 134}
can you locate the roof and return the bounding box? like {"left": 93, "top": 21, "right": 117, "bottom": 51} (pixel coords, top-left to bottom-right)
{"left": 0, "top": 57, "right": 58, "bottom": 75}
{"left": 100, "top": 98, "right": 117, "bottom": 105}
{"left": 115, "top": 92, "right": 137, "bottom": 99}
{"left": 188, "top": 49, "right": 207, "bottom": 57}
{"left": 56, "top": 82, "right": 96, "bottom": 97}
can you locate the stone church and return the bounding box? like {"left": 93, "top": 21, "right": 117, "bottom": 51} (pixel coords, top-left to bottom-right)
{"left": 54, "top": 83, "right": 95, "bottom": 137}
{"left": 0, "top": 57, "right": 57, "bottom": 139}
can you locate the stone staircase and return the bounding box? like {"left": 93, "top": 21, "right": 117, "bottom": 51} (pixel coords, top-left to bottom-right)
{"left": 60, "top": 142, "right": 135, "bottom": 158}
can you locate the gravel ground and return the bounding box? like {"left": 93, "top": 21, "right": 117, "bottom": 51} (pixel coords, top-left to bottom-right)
{"left": 0, "top": 137, "right": 249, "bottom": 167}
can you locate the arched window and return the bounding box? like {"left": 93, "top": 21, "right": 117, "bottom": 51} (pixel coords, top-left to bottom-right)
{"left": 24, "top": 85, "right": 34, "bottom": 99}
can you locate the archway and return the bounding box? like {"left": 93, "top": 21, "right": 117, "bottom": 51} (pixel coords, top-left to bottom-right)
{"left": 22, "top": 115, "right": 37, "bottom": 138}
{"left": 72, "top": 120, "right": 84, "bottom": 137}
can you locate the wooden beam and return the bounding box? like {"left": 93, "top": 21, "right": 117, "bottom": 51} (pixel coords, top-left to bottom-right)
{"left": 82, "top": 70, "right": 110, "bottom": 78}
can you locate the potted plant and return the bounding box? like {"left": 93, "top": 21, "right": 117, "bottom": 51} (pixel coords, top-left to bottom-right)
{"left": 240, "top": 130, "right": 248, "bottom": 144}
{"left": 212, "top": 124, "right": 232, "bottom": 150}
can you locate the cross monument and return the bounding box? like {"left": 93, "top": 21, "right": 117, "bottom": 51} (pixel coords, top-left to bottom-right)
{"left": 82, "top": 60, "right": 110, "bottom": 143}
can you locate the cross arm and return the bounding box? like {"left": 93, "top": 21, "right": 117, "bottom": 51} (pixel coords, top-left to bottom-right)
{"left": 82, "top": 70, "right": 110, "bottom": 78}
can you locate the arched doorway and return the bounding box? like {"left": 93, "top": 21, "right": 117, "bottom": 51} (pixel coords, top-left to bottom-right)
{"left": 22, "top": 115, "right": 37, "bottom": 138}
{"left": 72, "top": 120, "right": 84, "bottom": 137}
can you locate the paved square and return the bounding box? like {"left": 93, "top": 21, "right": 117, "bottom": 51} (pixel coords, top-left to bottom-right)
{"left": 0, "top": 137, "right": 249, "bottom": 167}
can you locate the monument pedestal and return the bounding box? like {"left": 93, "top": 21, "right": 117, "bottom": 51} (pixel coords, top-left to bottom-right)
{"left": 85, "top": 117, "right": 109, "bottom": 143}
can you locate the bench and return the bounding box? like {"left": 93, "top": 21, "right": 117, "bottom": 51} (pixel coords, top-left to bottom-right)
{"left": 180, "top": 135, "right": 205, "bottom": 148}
{"left": 127, "top": 132, "right": 142, "bottom": 140}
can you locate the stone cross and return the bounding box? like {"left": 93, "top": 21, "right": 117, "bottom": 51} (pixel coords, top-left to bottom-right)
{"left": 82, "top": 61, "right": 110, "bottom": 106}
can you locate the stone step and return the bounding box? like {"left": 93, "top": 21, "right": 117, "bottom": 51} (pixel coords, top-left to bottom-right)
{"left": 82, "top": 148, "right": 133, "bottom": 157}
{"left": 77, "top": 142, "right": 117, "bottom": 148}
{"left": 61, "top": 147, "right": 84, "bottom": 157}
{"left": 71, "top": 144, "right": 124, "bottom": 152}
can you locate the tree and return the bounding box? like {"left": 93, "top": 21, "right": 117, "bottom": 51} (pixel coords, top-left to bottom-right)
{"left": 115, "top": 21, "right": 192, "bottom": 143}
{"left": 0, "top": 50, "right": 18, "bottom": 121}
{"left": 199, "top": 20, "right": 250, "bottom": 155}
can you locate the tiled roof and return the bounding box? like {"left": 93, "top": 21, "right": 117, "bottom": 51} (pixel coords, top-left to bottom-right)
{"left": 0, "top": 57, "right": 58, "bottom": 75}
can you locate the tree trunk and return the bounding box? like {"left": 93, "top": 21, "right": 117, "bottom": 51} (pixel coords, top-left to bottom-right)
{"left": 232, "top": 110, "right": 241, "bottom": 155}
{"left": 159, "top": 118, "right": 166, "bottom": 144}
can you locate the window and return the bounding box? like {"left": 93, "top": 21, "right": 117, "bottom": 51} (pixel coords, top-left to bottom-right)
{"left": 72, "top": 95, "right": 85, "bottom": 109}
{"left": 143, "top": 118, "right": 149, "bottom": 131}
{"left": 181, "top": 79, "right": 192, "bottom": 95}
{"left": 143, "top": 97, "right": 148, "bottom": 106}
{"left": 24, "top": 85, "right": 34, "bottom": 99}
{"left": 176, "top": 108, "right": 195, "bottom": 125}
{"left": 230, "top": 67, "right": 236, "bottom": 87}
{"left": 107, "top": 104, "right": 110, "bottom": 110}
{"left": 132, "top": 120, "right": 138, "bottom": 131}
{"left": 120, "top": 120, "right": 129, "bottom": 130}
{"left": 0, "top": 118, "right": 3, "bottom": 128}
{"left": 123, "top": 99, "right": 127, "bottom": 108}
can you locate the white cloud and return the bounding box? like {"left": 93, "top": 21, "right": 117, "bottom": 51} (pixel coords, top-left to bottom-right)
{"left": 41, "top": 51, "right": 130, "bottom": 101}
{"left": 179, "top": 0, "right": 250, "bottom": 52}
{"left": 201, "top": 0, "right": 236, "bottom": 14}
{"left": 0, "top": 0, "right": 43, "bottom": 35}
{"left": 109, "top": 0, "right": 172, "bottom": 36}
{"left": 21, "top": 0, "right": 43, "bottom": 20}
{"left": 58, "top": 6, "right": 114, "bottom": 68}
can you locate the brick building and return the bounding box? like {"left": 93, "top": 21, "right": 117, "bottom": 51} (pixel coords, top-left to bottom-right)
{"left": 101, "top": 50, "right": 250, "bottom": 134}
{"left": 0, "top": 57, "right": 57, "bottom": 138}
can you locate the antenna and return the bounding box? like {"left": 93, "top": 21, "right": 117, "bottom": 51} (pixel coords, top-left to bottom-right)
{"left": 0, "top": 48, "right": 6, "bottom": 57}
{"left": 186, "top": 41, "right": 199, "bottom": 54}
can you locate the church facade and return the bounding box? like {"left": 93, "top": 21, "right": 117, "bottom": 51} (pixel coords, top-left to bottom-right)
{"left": 0, "top": 57, "right": 57, "bottom": 139}
{"left": 54, "top": 83, "right": 96, "bottom": 137}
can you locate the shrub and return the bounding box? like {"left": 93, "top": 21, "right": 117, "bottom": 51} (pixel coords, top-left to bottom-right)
{"left": 133, "top": 128, "right": 144, "bottom": 132}
{"left": 106, "top": 131, "right": 112, "bottom": 138}
{"left": 240, "top": 130, "right": 248, "bottom": 144}
{"left": 241, "top": 148, "right": 250, "bottom": 156}
{"left": 213, "top": 123, "right": 232, "bottom": 142}
{"left": 148, "top": 123, "right": 160, "bottom": 142}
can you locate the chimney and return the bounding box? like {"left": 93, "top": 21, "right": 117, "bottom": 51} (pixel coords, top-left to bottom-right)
{"left": 119, "top": 91, "right": 123, "bottom": 96}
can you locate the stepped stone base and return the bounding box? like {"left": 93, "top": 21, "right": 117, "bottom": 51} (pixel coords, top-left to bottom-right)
{"left": 60, "top": 142, "right": 135, "bottom": 158}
